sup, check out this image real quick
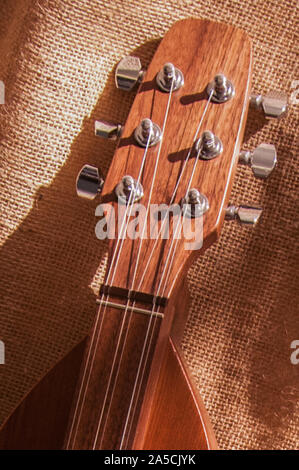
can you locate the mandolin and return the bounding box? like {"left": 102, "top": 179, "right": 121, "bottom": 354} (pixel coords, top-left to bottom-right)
{"left": 0, "top": 18, "right": 287, "bottom": 450}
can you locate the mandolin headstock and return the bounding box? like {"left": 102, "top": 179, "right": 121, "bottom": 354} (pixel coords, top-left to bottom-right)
{"left": 76, "top": 19, "right": 287, "bottom": 302}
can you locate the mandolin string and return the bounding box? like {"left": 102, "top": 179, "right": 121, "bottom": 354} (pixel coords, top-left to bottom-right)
{"left": 67, "top": 123, "right": 153, "bottom": 449}
{"left": 66, "top": 215, "right": 134, "bottom": 448}
{"left": 120, "top": 90, "right": 214, "bottom": 448}
{"left": 68, "top": 184, "right": 144, "bottom": 449}
{"left": 158, "top": 141, "right": 207, "bottom": 298}
{"left": 134, "top": 89, "right": 214, "bottom": 295}
{"left": 156, "top": 91, "right": 216, "bottom": 307}
{"left": 70, "top": 76, "right": 212, "bottom": 449}
{"left": 121, "top": 146, "right": 207, "bottom": 449}
{"left": 93, "top": 79, "right": 175, "bottom": 450}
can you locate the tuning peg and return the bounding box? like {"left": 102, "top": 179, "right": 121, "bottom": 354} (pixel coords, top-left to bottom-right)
{"left": 76, "top": 164, "right": 104, "bottom": 200}
{"left": 239, "top": 143, "right": 277, "bottom": 179}
{"left": 115, "top": 56, "right": 145, "bottom": 91}
{"left": 95, "top": 120, "right": 123, "bottom": 140}
{"left": 225, "top": 205, "right": 262, "bottom": 225}
{"left": 250, "top": 90, "right": 288, "bottom": 119}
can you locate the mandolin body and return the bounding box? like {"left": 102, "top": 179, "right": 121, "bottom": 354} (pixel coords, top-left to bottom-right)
{"left": 0, "top": 278, "right": 217, "bottom": 450}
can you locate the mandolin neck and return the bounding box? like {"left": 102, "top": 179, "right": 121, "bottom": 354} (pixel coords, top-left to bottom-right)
{"left": 65, "top": 296, "right": 165, "bottom": 449}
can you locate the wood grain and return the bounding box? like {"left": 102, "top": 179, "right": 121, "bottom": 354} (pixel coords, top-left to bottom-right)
{"left": 65, "top": 298, "right": 163, "bottom": 449}
{"left": 101, "top": 18, "right": 252, "bottom": 299}
{"left": 0, "top": 278, "right": 217, "bottom": 450}
{"left": 0, "top": 340, "right": 86, "bottom": 449}
{"left": 135, "top": 337, "right": 218, "bottom": 450}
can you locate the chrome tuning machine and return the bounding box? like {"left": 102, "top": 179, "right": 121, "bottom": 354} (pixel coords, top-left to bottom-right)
{"left": 207, "top": 73, "right": 235, "bottom": 103}
{"left": 239, "top": 143, "right": 277, "bottom": 179}
{"left": 134, "top": 118, "right": 162, "bottom": 148}
{"left": 195, "top": 130, "right": 223, "bottom": 160}
{"left": 181, "top": 189, "right": 209, "bottom": 218}
{"left": 115, "top": 56, "right": 145, "bottom": 92}
{"left": 115, "top": 175, "right": 143, "bottom": 205}
{"left": 76, "top": 165, "right": 104, "bottom": 200}
{"left": 250, "top": 90, "right": 288, "bottom": 119}
{"left": 156, "top": 62, "right": 184, "bottom": 92}
{"left": 95, "top": 120, "right": 123, "bottom": 140}
{"left": 225, "top": 205, "right": 263, "bottom": 226}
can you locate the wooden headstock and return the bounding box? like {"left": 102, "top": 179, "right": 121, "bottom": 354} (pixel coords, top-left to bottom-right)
{"left": 98, "top": 19, "right": 253, "bottom": 301}
{"left": 79, "top": 19, "right": 256, "bottom": 301}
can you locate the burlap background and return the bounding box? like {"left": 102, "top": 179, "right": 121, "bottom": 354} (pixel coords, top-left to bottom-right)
{"left": 0, "top": 0, "right": 298, "bottom": 450}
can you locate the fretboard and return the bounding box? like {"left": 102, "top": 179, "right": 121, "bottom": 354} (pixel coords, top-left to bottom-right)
{"left": 65, "top": 297, "right": 163, "bottom": 449}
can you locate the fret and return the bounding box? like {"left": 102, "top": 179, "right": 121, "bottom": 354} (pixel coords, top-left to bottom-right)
{"left": 96, "top": 299, "right": 164, "bottom": 319}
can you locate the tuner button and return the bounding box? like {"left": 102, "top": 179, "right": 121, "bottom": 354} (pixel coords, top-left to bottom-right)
{"left": 225, "top": 205, "right": 263, "bottom": 225}
{"left": 239, "top": 143, "right": 277, "bottom": 179}
{"left": 250, "top": 90, "right": 288, "bottom": 119}
{"left": 115, "top": 56, "right": 144, "bottom": 91}
{"left": 95, "top": 120, "right": 123, "bottom": 140}
{"left": 76, "top": 165, "right": 104, "bottom": 200}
